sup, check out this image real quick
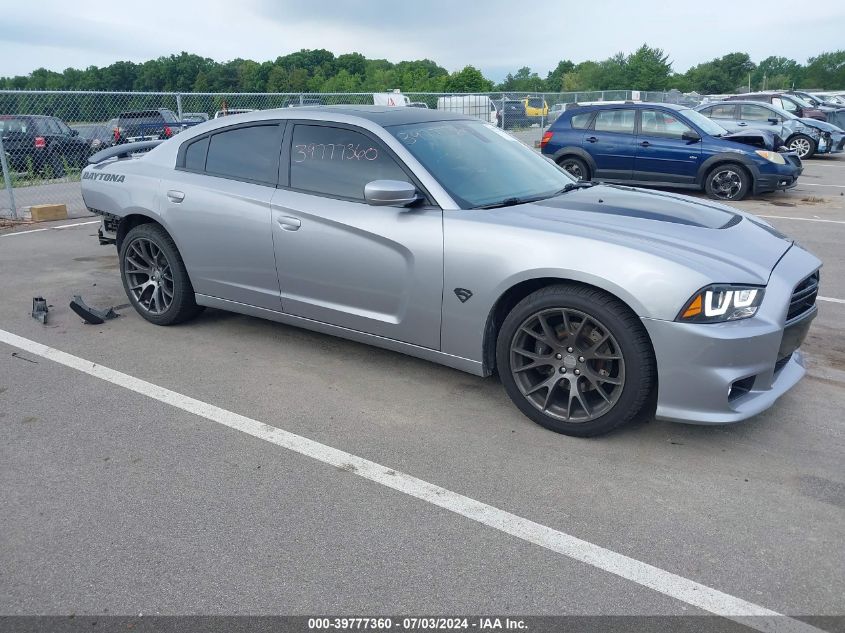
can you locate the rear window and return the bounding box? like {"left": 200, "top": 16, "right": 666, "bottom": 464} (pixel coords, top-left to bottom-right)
{"left": 527, "top": 98, "right": 544, "bottom": 108}
{"left": 570, "top": 112, "right": 593, "bottom": 129}
{"left": 204, "top": 124, "right": 281, "bottom": 185}
{"left": 184, "top": 136, "right": 209, "bottom": 171}
{"left": 708, "top": 105, "right": 737, "bottom": 119}
{"left": 0, "top": 118, "right": 31, "bottom": 134}
{"left": 593, "top": 109, "right": 635, "bottom": 134}
{"left": 119, "top": 111, "right": 161, "bottom": 120}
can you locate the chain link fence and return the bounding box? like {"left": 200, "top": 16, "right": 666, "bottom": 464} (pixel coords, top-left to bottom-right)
{"left": 0, "top": 88, "right": 709, "bottom": 219}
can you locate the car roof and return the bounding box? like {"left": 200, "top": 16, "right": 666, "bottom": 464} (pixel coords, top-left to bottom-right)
{"left": 567, "top": 102, "right": 688, "bottom": 112}
{"left": 214, "top": 105, "right": 474, "bottom": 127}
{"left": 702, "top": 100, "right": 775, "bottom": 106}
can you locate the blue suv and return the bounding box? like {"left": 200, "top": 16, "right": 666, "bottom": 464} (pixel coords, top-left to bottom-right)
{"left": 540, "top": 103, "right": 802, "bottom": 201}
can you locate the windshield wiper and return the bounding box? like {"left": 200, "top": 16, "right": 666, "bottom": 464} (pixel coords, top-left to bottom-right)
{"left": 475, "top": 182, "right": 598, "bottom": 209}
{"left": 475, "top": 197, "right": 528, "bottom": 210}
{"left": 554, "top": 181, "right": 597, "bottom": 194}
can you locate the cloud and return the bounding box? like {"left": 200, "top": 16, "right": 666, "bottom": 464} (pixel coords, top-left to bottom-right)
{"left": 1, "top": 0, "right": 844, "bottom": 79}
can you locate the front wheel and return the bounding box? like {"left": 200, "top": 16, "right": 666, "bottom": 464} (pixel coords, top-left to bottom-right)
{"left": 496, "top": 284, "right": 655, "bottom": 437}
{"left": 787, "top": 134, "right": 816, "bottom": 159}
{"left": 705, "top": 163, "right": 750, "bottom": 201}
{"left": 120, "top": 223, "right": 203, "bottom": 325}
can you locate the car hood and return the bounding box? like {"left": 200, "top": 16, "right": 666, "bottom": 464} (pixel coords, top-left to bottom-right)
{"left": 497, "top": 185, "right": 793, "bottom": 284}
{"left": 799, "top": 117, "right": 844, "bottom": 133}
{"left": 720, "top": 128, "right": 780, "bottom": 150}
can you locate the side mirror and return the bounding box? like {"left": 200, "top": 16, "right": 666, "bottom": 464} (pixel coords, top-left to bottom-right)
{"left": 768, "top": 118, "right": 779, "bottom": 125}
{"left": 364, "top": 180, "right": 419, "bottom": 207}
{"left": 682, "top": 130, "right": 701, "bottom": 143}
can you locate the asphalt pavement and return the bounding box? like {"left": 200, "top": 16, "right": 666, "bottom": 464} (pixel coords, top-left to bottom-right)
{"left": 0, "top": 155, "right": 843, "bottom": 629}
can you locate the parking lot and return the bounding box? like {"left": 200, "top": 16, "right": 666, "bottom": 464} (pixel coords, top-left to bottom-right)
{"left": 1, "top": 154, "right": 843, "bottom": 631}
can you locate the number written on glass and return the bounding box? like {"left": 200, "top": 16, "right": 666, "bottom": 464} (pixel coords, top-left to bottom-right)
{"left": 293, "top": 143, "right": 379, "bottom": 162}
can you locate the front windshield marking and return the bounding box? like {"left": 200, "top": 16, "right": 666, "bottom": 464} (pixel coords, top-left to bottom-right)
{"left": 389, "top": 120, "right": 574, "bottom": 209}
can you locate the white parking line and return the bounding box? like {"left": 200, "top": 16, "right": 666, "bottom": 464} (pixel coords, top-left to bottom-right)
{"left": 819, "top": 296, "right": 845, "bottom": 305}
{"left": 0, "top": 328, "right": 824, "bottom": 633}
{"left": 758, "top": 215, "right": 845, "bottom": 225}
{"left": 0, "top": 219, "right": 100, "bottom": 237}
{"left": 800, "top": 183, "right": 845, "bottom": 188}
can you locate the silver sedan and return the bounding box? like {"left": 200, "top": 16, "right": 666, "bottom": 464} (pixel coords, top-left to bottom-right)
{"left": 81, "top": 106, "right": 821, "bottom": 437}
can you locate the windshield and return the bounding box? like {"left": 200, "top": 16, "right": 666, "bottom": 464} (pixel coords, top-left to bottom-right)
{"left": 389, "top": 120, "right": 574, "bottom": 208}
{"left": 680, "top": 108, "right": 728, "bottom": 136}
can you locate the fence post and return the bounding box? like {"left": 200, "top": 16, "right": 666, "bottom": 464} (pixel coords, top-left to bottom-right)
{"left": 0, "top": 133, "right": 18, "bottom": 220}
{"left": 175, "top": 93, "right": 183, "bottom": 121}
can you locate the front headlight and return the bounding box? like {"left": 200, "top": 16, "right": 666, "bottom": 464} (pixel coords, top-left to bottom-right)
{"left": 755, "top": 150, "right": 786, "bottom": 164}
{"left": 677, "top": 285, "right": 765, "bottom": 323}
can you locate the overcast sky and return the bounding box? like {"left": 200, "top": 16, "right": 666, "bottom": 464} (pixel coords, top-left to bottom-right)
{"left": 2, "top": 0, "right": 845, "bottom": 80}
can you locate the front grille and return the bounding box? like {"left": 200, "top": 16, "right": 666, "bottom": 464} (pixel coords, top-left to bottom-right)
{"left": 774, "top": 354, "right": 792, "bottom": 373}
{"left": 786, "top": 271, "right": 819, "bottom": 323}
{"left": 785, "top": 153, "right": 802, "bottom": 170}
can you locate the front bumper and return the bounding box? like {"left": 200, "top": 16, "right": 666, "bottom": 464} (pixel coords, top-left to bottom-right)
{"left": 643, "top": 244, "right": 821, "bottom": 424}
{"left": 752, "top": 155, "right": 802, "bottom": 194}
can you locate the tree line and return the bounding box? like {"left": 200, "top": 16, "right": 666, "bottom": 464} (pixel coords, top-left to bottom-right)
{"left": 1, "top": 47, "right": 843, "bottom": 95}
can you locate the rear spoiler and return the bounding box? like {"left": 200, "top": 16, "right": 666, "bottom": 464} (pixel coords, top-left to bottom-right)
{"left": 88, "top": 140, "right": 164, "bottom": 165}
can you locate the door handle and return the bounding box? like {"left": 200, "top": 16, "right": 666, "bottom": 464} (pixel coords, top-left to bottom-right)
{"left": 585, "top": 136, "right": 598, "bottom": 143}
{"left": 277, "top": 216, "right": 301, "bottom": 231}
{"left": 639, "top": 141, "right": 651, "bottom": 147}
{"left": 737, "top": 122, "right": 748, "bottom": 126}
{"left": 166, "top": 190, "right": 185, "bottom": 203}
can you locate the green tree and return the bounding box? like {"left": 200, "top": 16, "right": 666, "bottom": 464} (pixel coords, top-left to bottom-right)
{"left": 625, "top": 45, "right": 672, "bottom": 90}
{"left": 445, "top": 66, "right": 493, "bottom": 92}
{"left": 802, "top": 50, "right": 845, "bottom": 88}
{"left": 751, "top": 56, "right": 802, "bottom": 90}
{"left": 545, "top": 60, "right": 575, "bottom": 92}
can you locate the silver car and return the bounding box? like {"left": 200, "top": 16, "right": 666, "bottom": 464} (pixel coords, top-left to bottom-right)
{"left": 81, "top": 107, "right": 821, "bottom": 437}
{"left": 695, "top": 101, "right": 830, "bottom": 159}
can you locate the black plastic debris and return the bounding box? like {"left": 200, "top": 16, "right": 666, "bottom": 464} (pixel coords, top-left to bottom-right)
{"left": 69, "top": 295, "right": 119, "bottom": 325}
{"left": 31, "top": 297, "right": 49, "bottom": 324}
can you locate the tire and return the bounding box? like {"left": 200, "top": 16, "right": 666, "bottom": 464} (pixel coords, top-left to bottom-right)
{"left": 496, "top": 284, "right": 655, "bottom": 437}
{"left": 704, "top": 163, "right": 750, "bottom": 201}
{"left": 45, "top": 153, "right": 65, "bottom": 178}
{"left": 786, "top": 134, "right": 815, "bottom": 159}
{"left": 558, "top": 156, "right": 590, "bottom": 181}
{"left": 119, "top": 223, "right": 204, "bottom": 326}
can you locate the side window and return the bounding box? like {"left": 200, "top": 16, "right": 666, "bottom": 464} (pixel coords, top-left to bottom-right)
{"left": 184, "top": 136, "right": 209, "bottom": 172}
{"left": 52, "top": 118, "right": 72, "bottom": 135}
{"left": 640, "top": 110, "right": 693, "bottom": 139}
{"left": 592, "top": 109, "right": 635, "bottom": 134}
{"left": 205, "top": 124, "right": 281, "bottom": 185}
{"left": 740, "top": 105, "right": 773, "bottom": 121}
{"left": 780, "top": 98, "right": 799, "bottom": 113}
{"left": 697, "top": 106, "right": 714, "bottom": 116}
{"left": 570, "top": 112, "right": 593, "bottom": 129}
{"left": 34, "top": 119, "right": 54, "bottom": 135}
{"left": 708, "top": 105, "right": 736, "bottom": 119}
{"left": 160, "top": 109, "right": 179, "bottom": 123}
{"left": 289, "top": 124, "right": 409, "bottom": 201}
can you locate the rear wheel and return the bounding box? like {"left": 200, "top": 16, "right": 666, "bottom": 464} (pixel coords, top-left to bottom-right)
{"left": 705, "top": 163, "right": 750, "bottom": 201}
{"left": 120, "top": 223, "right": 203, "bottom": 326}
{"left": 787, "top": 134, "right": 816, "bottom": 159}
{"left": 496, "top": 284, "right": 655, "bottom": 437}
{"left": 558, "top": 156, "right": 590, "bottom": 181}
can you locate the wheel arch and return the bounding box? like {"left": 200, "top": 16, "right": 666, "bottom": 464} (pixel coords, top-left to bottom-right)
{"left": 551, "top": 146, "right": 597, "bottom": 175}
{"left": 116, "top": 213, "right": 170, "bottom": 251}
{"left": 696, "top": 154, "right": 758, "bottom": 188}
{"left": 481, "top": 276, "right": 654, "bottom": 375}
